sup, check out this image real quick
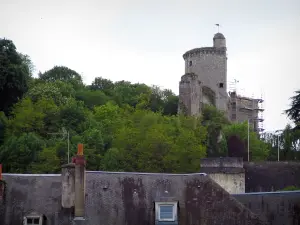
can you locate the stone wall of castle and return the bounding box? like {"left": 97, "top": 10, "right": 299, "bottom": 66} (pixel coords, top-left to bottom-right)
{"left": 178, "top": 34, "right": 229, "bottom": 116}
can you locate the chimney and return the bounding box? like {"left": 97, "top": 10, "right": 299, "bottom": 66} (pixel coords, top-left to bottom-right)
{"left": 73, "top": 144, "right": 86, "bottom": 219}
{"left": 61, "top": 162, "right": 75, "bottom": 208}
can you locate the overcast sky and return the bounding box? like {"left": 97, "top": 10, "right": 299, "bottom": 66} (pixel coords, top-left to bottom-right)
{"left": 1, "top": 0, "right": 300, "bottom": 132}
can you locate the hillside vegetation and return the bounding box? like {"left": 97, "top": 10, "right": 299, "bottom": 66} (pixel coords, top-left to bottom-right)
{"left": 0, "top": 38, "right": 299, "bottom": 173}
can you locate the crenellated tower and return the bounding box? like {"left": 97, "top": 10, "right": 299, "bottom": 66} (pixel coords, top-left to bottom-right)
{"left": 179, "top": 33, "right": 229, "bottom": 116}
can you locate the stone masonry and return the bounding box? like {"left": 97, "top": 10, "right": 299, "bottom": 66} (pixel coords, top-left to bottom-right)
{"left": 178, "top": 33, "right": 264, "bottom": 132}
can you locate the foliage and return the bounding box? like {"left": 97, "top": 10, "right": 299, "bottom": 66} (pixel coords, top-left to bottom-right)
{"left": 39, "top": 66, "right": 83, "bottom": 89}
{"left": 0, "top": 39, "right": 298, "bottom": 174}
{"left": 0, "top": 132, "right": 45, "bottom": 173}
{"left": 261, "top": 124, "right": 300, "bottom": 161}
{"left": 279, "top": 186, "right": 300, "bottom": 191}
{"left": 285, "top": 90, "right": 300, "bottom": 126}
{"left": 0, "top": 38, "right": 31, "bottom": 115}
{"left": 202, "top": 105, "right": 230, "bottom": 157}
{"left": 223, "top": 122, "right": 269, "bottom": 161}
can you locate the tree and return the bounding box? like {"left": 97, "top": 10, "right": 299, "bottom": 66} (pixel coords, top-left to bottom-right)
{"left": 0, "top": 38, "right": 31, "bottom": 115}
{"left": 285, "top": 90, "right": 300, "bottom": 130}
{"left": 201, "top": 105, "right": 230, "bottom": 157}
{"left": 0, "top": 132, "right": 45, "bottom": 173}
{"left": 39, "top": 66, "right": 83, "bottom": 88}
{"left": 5, "top": 97, "right": 59, "bottom": 137}
{"left": 26, "top": 82, "right": 66, "bottom": 105}
{"left": 223, "top": 122, "right": 269, "bottom": 161}
{"left": 109, "top": 110, "right": 207, "bottom": 173}
{"left": 90, "top": 77, "right": 114, "bottom": 95}
{"left": 75, "top": 89, "right": 110, "bottom": 109}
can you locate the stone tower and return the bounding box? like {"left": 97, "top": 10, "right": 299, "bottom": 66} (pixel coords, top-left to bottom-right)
{"left": 179, "top": 33, "right": 229, "bottom": 116}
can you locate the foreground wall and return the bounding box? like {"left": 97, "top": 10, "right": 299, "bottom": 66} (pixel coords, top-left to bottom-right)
{"left": 200, "top": 157, "right": 245, "bottom": 194}
{"left": 0, "top": 172, "right": 264, "bottom": 225}
{"left": 233, "top": 191, "right": 300, "bottom": 225}
{"left": 0, "top": 174, "right": 73, "bottom": 225}
{"left": 244, "top": 161, "right": 300, "bottom": 192}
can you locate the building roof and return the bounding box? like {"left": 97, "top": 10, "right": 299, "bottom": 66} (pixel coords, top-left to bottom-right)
{"left": 213, "top": 32, "right": 225, "bottom": 39}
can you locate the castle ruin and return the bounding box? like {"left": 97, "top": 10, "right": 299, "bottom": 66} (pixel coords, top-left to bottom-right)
{"left": 179, "top": 33, "right": 264, "bottom": 132}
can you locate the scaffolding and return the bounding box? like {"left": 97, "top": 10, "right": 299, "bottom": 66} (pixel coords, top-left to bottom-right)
{"left": 228, "top": 91, "right": 264, "bottom": 134}
{"left": 253, "top": 96, "right": 265, "bottom": 133}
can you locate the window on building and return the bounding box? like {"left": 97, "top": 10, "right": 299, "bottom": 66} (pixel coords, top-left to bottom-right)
{"left": 25, "top": 217, "right": 41, "bottom": 225}
{"left": 189, "top": 61, "right": 192, "bottom": 66}
{"left": 155, "top": 202, "right": 177, "bottom": 222}
{"left": 232, "top": 114, "right": 236, "bottom": 120}
{"left": 219, "top": 83, "right": 224, "bottom": 88}
{"left": 23, "top": 212, "right": 45, "bottom": 225}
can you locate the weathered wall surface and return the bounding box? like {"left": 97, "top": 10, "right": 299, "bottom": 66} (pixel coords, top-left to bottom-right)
{"left": 233, "top": 191, "right": 300, "bottom": 225}
{"left": 244, "top": 161, "right": 300, "bottom": 192}
{"left": 0, "top": 174, "right": 73, "bottom": 225}
{"left": 209, "top": 173, "right": 245, "bottom": 194}
{"left": 178, "top": 73, "right": 201, "bottom": 116}
{"left": 85, "top": 171, "right": 262, "bottom": 225}
{"left": 181, "top": 47, "right": 228, "bottom": 113}
{"left": 1, "top": 172, "right": 264, "bottom": 225}
{"left": 200, "top": 157, "right": 245, "bottom": 194}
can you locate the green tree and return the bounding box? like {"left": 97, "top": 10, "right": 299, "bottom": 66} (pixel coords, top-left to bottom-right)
{"left": 285, "top": 90, "right": 300, "bottom": 127}
{"left": 0, "top": 132, "right": 45, "bottom": 173}
{"left": 109, "top": 110, "right": 207, "bottom": 173}
{"left": 201, "top": 105, "right": 230, "bottom": 157}
{"left": 75, "top": 89, "right": 110, "bottom": 109}
{"left": 223, "top": 122, "right": 269, "bottom": 161}
{"left": 90, "top": 77, "right": 114, "bottom": 95}
{"left": 30, "top": 146, "right": 61, "bottom": 173}
{"left": 5, "top": 97, "right": 59, "bottom": 137}
{"left": 26, "top": 82, "right": 66, "bottom": 105}
{"left": 39, "top": 66, "right": 83, "bottom": 89}
{"left": 0, "top": 38, "right": 31, "bottom": 115}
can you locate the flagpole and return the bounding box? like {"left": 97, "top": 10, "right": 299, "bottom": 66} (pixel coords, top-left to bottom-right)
{"left": 215, "top": 24, "right": 220, "bottom": 33}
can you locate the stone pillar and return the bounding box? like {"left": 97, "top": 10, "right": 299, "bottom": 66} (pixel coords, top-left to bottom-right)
{"left": 61, "top": 163, "right": 75, "bottom": 208}
{"left": 73, "top": 144, "right": 86, "bottom": 219}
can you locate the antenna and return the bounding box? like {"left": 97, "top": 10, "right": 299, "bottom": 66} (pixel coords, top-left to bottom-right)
{"left": 48, "top": 127, "right": 70, "bottom": 163}
{"left": 215, "top": 24, "right": 220, "bottom": 33}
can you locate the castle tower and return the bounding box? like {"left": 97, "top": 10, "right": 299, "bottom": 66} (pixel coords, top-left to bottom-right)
{"left": 179, "top": 33, "right": 229, "bottom": 116}
{"left": 213, "top": 33, "right": 226, "bottom": 48}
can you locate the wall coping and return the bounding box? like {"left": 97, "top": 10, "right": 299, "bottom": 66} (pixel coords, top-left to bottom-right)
{"left": 232, "top": 190, "right": 300, "bottom": 196}
{"left": 3, "top": 172, "right": 208, "bottom": 177}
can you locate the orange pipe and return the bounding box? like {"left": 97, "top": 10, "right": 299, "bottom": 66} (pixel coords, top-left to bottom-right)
{"left": 77, "top": 144, "right": 84, "bottom": 155}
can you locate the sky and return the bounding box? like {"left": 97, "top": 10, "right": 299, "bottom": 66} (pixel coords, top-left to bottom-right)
{"left": 1, "top": 0, "right": 300, "bottom": 132}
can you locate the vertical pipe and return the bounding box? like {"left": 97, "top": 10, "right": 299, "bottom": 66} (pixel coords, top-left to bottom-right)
{"left": 67, "top": 131, "right": 70, "bottom": 163}
{"left": 278, "top": 135, "right": 280, "bottom": 162}
{"left": 247, "top": 120, "right": 250, "bottom": 162}
{"left": 74, "top": 144, "right": 85, "bottom": 218}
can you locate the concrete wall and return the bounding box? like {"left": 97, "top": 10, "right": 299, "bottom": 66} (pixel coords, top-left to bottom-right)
{"left": 233, "top": 191, "right": 300, "bottom": 225}
{"left": 0, "top": 174, "right": 73, "bottom": 225}
{"left": 0, "top": 171, "right": 264, "bottom": 225}
{"left": 244, "top": 161, "right": 300, "bottom": 192}
{"left": 209, "top": 173, "right": 245, "bottom": 194}
{"left": 200, "top": 157, "right": 245, "bottom": 194}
